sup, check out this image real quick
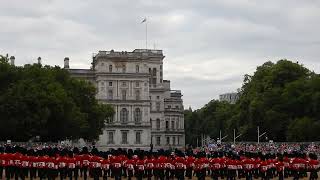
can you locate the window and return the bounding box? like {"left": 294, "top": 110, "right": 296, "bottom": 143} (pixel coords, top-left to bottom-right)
{"left": 157, "top": 96, "right": 160, "bottom": 99}
{"left": 156, "top": 119, "right": 160, "bottom": 130}
{"left": 152, "top": 68, "right": 157, "bottom": 76}
{"left": 101, "top": 82, "right": 104, "bottom": 86}
{"left": 105, "top": 115, "right": 113, "bottom": 124}
{"left": 156, "top": 102, "right": 160, "bottom": 111}
{"left": 134, "top": 108, "right": 142, "bottom": 123}
{"left": 168, "top": 105, "right": 171, "bottom": 109}
{"left": 122, "top": 82, "right": 126, "bottom": 86}
{"left": 176, "top": 121, "right": 179, "bottom": 129}
{"left": 152, "top": 78, "right": 157, "bottom": 84}
{"left": 171, "top": 121, "right": 175, "bottom": 129}
{"left": 120, "top": 108, "right": 128, "bottom": 123}
{"left": 109, "top": 65, "right": 112, "bottom": 72}
{"left": 175, "top": 105, "right": 179, "bottom": 109}
{"left": 122, "top": 65, "right": 126, "bottom": 73}
{"left": 166, "top": 137, "right": 170, "bottom": 145}
{"left": 122, "top": 90, "right": 127, "bottom": 100}
{"left": 156, "top": 136, "right": 161, "bottom": 146}
{"left": 178, "top": 136, "right": 180, "bottom": 145}
{"left": 121, "top": 131, "right": 128, "bottom": 144}
{"left": 165, "top": 121, "right": 169, "bottom": 130}
{"left": 136, "top": 131, "right": 141, "bottom": 144}
{"left": 108, "top": 90, "right": 113, "bottom": 100}
{"left": 173, "top": 137, "right": 176, "bottom": 145}
{"left": 108, "top": 132, "right": 114, "bottom": 144}
{"left": 109, "top": 81, "right": 113, "bottom": 86}
{"left": 136, "top": 65, "right": 139, "bottom": 73}
{"left": 136, "top": 81, "right": 139, "bottom": 87}
{"left": 135, "top": 90, "right": 140, "bottom": 100}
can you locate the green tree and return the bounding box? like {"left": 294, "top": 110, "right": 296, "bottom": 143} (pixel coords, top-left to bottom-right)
{"left": 0, "top": 59, "right": 114, "bottom": 141}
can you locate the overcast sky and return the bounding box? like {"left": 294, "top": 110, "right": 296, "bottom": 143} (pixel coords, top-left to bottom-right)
{"left": 1, "top": 0, "right": 320, "bottom": 109}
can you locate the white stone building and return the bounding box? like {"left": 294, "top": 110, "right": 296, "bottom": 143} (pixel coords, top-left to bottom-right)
{"left": 219, "top": 92, "right": 239, "bottom": 104}
{"left": 66, "top": 49, "right": 185, "bottom": 150}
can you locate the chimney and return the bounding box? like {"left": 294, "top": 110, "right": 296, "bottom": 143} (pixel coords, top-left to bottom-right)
{"left": 37, "top": 57, "right": 42, "bottom": 64}
{"left": 64, "top": 57, "right": 70, "bottom": 69}
{"left": 9, "top": 56, "right": 15, "bottom": 66}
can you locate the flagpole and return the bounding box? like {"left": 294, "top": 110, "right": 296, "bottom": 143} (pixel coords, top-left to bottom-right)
{"left": 145, "top": 19, "right": 148, "bottom": 49}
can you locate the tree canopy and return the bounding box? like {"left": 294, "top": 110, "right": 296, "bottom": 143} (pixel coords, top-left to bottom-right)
{"left": 0, "top": 55, "right": 114, "bottom": 142}
{"left": 185, "top": 60, "right": 320, "bottom": 145}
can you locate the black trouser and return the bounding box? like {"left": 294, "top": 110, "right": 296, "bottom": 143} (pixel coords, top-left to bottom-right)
{"left": 186, "top": 167, "right": 192, "bottom": 179}
{"left": 67, "top": 168, "right": 74, "bottom": 180}
{"left": 39, "top": 168, "right": 48, "bottom": 180}
{"left": 29, "top": 167, "right": 37, "bottom": 180}
{"left": 310, "top": 169, "right": 318, "bottom": 180}
{"left": 146, "top": 169, "right": 153, "bottom": 180}
{"left": 81, "top": 167, "right": 88, "bottom": 180}
{"left": 245, "top": 170, "right": 253, "bottom": 180}
{"left": 59, "top": 168, "right": 67, "bottom": 180}
{"left": 135, "top": 170, "right": 144, "bottom": 180}
{"left": 5, "top": 166, "right": 14, "bottom": 179}
{"left": 158, "top": 169, "right": 165, "bottom": 180}
{"left": 112, "top": 168, "right": 121, "bottom": 180}
{"left": 165, "top": 168, "right": 170, "bottom": 180}
{"left": 122, "top": 167, "right": 127, "bottom": 177}
{"left": 47, "top": 169, "right": 57, "bottom": 180}
{"left": 91, "top": 168, "right": 100, "bottom": 180}
{"left": 196, "top": 169, "right": 206, "bottom": 180}
{"left": 169, "top": 169, "right": 175, "bottom": 179}
{"left": 175, "top": 169, "right": 185, "bottom": 180}
{"left": 0, "top": 166, "right": 3, "bottom": 179}
{"left": 278, "top": 170, "right": 284, "bottom": 180}
{"left": 73, "top": 167, "right": 79, "bottom": 180}
{"left": 227, "top": 169, "right": 236, "bottom": 180}
{"left": 211, "top": 169, "right": 219, "bottom": 180}
{"left": 103, "top": 169, "right": 108, "bottom": 180}
{"left": 127, "top": 169, "right": 134, "bottom": 180}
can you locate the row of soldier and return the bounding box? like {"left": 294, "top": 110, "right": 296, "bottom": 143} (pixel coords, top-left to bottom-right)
{"left": 0, "top": 145, "right": 319, "bottom": 180}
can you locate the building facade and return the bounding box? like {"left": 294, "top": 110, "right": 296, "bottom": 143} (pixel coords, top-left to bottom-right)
{"left": 219, "top": 92, "right": 239, "bottom": 104}
{"left": 66, "top": 49, "right": 185, "bottom": 150}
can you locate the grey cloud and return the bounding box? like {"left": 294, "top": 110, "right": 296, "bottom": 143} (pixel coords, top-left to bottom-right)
{"left": 0, "top": 0, "right": 319, "bottom": 109}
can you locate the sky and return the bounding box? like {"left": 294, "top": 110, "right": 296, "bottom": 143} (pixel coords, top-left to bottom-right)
{"left": 1, "top": 0, "right": 320, "bottom": 109}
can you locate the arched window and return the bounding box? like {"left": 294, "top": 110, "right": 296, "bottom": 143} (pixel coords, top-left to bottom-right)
{"left": 135, "top": 90, "right": 140, "bottom": 100}
{"left": 136, "top": 65, "right": 139, "bottom": 73}
{"left": 134, "top": 108, "right": 142, "bottom": 123}
{"left": 120, "top": 108, "right": 128, "bottom": 123}
{"left": 109, "top": 65, "right": 112, "bottom": 72}
{"left": 122, "top": 65, "right": 126, "bottom": 73}
{"left": 156, "top": 119, "right": 160, "bottom": 130}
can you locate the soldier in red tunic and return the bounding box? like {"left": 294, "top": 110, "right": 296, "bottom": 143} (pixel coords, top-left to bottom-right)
{"left": 145, "top": 153, "right": 154, "bottom": 180}
{"left": 174, "top": 154, "right": 186, "bottom": 180}
{"left": 185, "top": 154, "right": 195, "bottom": 179}
{"left": 135, "top": 153, "right": 145, "bottom": 180}
{"left": 308, "top": 153, "right": 319, "bottom": 180}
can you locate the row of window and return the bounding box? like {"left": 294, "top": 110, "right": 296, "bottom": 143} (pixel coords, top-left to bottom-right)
{"left": 100, "top": 81, "right": 143, "bottom": 88}
{"left": 166, "top": 105, "right": 181, "bottom": 109}
{"left": 101, "top": 64, "right": 140, "bottom": 73}
{"left": 150, "top": 101, "right": 161, "bottom": 111}
{"left": 153, "top": 119, "right": 181, "bottom": 130}
{"left": 119, "top": 108, "right": 142, "bottom": 123}
{"left": 99, "top": 89, "right": 141, "bottom": 100}
{"left": 153, "top": 136, "right": 180, "bottom": 146}
{"left": 107, "top": 131, "right": 141, "bottom": 144}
